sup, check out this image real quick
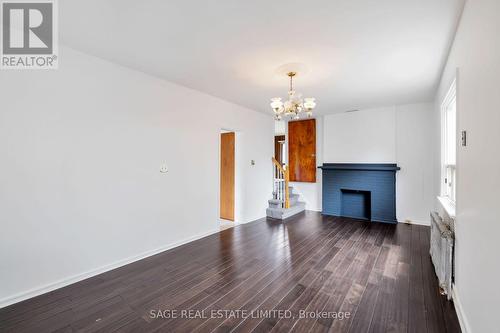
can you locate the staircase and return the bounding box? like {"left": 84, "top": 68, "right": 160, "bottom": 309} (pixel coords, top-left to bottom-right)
{"left": 266, "top": 158, "right": 306, "bottom": 220}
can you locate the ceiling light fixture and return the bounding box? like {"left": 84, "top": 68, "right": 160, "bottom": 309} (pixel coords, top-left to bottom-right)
{"left": 270, "top": 72, "right": 316, "bottom": 120}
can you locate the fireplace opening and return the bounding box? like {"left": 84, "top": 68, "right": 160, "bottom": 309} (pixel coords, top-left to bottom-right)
{"left": 340, "top": 189, "right": 371, "bottom": 220}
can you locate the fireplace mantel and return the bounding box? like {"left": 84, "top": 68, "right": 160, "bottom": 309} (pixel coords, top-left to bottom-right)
{"left": 319, "top": 163, "right": 400, "bottom": 171}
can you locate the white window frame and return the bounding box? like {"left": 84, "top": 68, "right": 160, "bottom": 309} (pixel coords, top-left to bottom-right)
{"left": 441, "top": 79, "right": 457, "bottom": 204}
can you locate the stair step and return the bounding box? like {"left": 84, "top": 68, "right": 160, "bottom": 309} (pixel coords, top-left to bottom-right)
{"left": 266, "top": 202, "right": 306, "bottom": 220}
{"left": 269, "top": 194, "right": 299, "bottom": 202}
{"left": 268, "top": 193, "right": 300, "bottom": 208}
{"left": 268, "top": 199, "right": 282, "bottom": 204}
{"left": 268, "top": 199, "right": 283, "bottom": 209}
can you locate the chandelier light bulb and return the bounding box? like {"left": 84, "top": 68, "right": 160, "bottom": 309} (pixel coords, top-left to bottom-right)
{"left": 270, "top": 97, "right": 283, "bottom": 111}
{"left": 304, "top": 98, "right": 316, "bottom": 110}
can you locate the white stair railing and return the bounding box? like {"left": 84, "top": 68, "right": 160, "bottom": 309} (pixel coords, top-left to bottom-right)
{"left": 272, "top": 157, "right": 290, "bottom": 209}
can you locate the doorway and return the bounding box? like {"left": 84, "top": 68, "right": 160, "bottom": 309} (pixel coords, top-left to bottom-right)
{"left": 220, "top": 131, "right": 235, "bottom": 221}
{"left": 274, "top": 135, "right": 285, "bottom": 166}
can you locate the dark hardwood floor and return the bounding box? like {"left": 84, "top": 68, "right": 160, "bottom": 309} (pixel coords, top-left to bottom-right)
{"left": 0, "top": 212, "right": 461, "bottom": 333}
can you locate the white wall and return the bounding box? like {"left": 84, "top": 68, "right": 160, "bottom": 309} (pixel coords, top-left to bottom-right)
{"left": 323, "top": 107, "right": 396, "bottom": 163}
{"left": 274, "top": 120, "right": 286, "bottom": 135}
{"left": 395, "top": 104, "right": 435, "bottom": 224}
{"left": 434, "top": 0, "right": 500, "bottom": 331}
{"left": 298, "top": 104, "right": 435, "bottom": 224}
{"left": 0, "top": 47, "right": 273, "bottom": 307}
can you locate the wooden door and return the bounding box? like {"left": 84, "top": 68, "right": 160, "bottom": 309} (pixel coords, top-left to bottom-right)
{"left": 220, "top": 132, "right": 235, "bottom": 221}
{"left": 274, "top": 135, "right": 285, "bottom": 166}
{"left": 288, "top": 119, "right": 316, "bottom": 182}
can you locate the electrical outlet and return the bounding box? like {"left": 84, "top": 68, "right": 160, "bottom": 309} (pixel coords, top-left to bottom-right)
{"left": 160, "top": 164, "right": 168, "bottom": 173}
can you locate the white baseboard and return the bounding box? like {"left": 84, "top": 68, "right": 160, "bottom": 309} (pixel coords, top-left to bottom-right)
{"left": 0, "top": 228, "right": 220, "bottom": 309}
{"left": 452, "top": 284, "right": 471, "bottom": 333}
{"left": 399, "top": 219, "right": 430, "bottom": 226}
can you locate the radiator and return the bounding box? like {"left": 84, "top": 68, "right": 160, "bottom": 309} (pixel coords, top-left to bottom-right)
{"left": 430, "top": 211, "right": 454, "bottom": 299}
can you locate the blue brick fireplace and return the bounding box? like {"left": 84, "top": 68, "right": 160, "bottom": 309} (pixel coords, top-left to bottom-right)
{"left": 319, "top": 163, "right": 400, "bottom": 224}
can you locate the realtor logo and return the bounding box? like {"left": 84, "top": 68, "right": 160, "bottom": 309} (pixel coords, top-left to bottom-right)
{"left": 1, "top": 0, "right": 58, "bottom": 69}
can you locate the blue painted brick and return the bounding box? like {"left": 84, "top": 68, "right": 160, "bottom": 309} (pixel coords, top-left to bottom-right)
{"left": 320, "top": 164, "right": 399, "bottom": 224}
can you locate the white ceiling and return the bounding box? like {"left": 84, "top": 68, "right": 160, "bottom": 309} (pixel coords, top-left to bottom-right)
{"left": 60, "top": 0, "right": 465, "bottom": 115}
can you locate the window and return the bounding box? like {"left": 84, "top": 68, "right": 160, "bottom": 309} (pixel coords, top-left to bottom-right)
{"left": 441, "top": 80, "right": 457, "bottom": 203}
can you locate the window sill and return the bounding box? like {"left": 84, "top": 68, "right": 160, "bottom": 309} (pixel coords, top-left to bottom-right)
{"left": 437, "top": 196, "right": 456, "bottom": 220}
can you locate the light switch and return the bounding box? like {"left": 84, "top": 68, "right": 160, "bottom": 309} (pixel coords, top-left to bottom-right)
{"left": 160, "top": 164, "right": 168, "bottom": 173}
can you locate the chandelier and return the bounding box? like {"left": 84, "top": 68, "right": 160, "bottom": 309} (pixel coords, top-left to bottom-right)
{"left": 270, "top": 72, "right": 316, "bottom": 120}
